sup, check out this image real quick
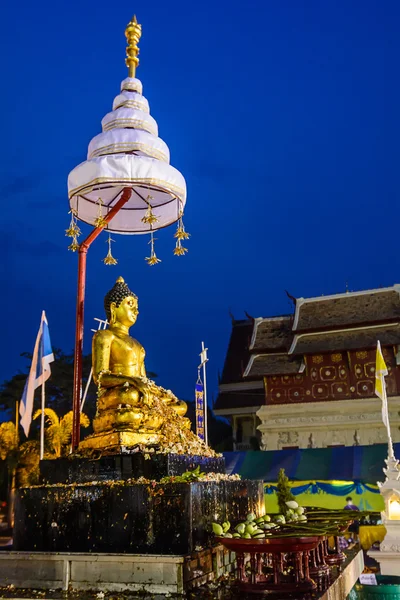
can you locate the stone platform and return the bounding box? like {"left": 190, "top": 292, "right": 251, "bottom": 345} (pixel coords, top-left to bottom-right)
{"left": 40, "top": 452, "right": 225, "bottom": 484}
{"left": 14, "top": 479, "right": 264, "bottom": 555}
{"left": 0, "top": 548, "right": 364, "bottom": 596}
{"left": 0, "top": 545, "right": 236, "bottom": 594}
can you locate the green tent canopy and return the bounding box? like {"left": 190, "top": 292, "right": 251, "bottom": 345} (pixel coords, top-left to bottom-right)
{"left": 223, "top": 443, "right": 398, "bottom": 484}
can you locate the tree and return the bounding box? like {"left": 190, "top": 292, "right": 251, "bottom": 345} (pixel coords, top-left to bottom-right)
{"left": 33, "top": 409, "right": 90, "bottom": 458}
{"left": 276, "top": 468, "right": 296, "bottom": 516}
{"left": 17, "top": 441, "right": 40, "bottom": 488}
{"left": 0, "top": 422, "right": 18, "bottom": 461}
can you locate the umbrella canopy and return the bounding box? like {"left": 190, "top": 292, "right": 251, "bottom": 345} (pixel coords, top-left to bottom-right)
{"left": 67, "top": 19, "right": 186, "bottom": 235}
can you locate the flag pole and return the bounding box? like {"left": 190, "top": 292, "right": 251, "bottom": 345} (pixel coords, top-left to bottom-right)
{"left": 40, "top": 380, "right": 45, "bottom": 460}
{"left": 201, "top": 342, "right": 209, "bottom": 446}
{"left": 80, "top": 318, "right": 108, "bottom": 412}
{"left": 15, "top": 400, "right": 19, "bottom": 446}
{"left": 40, "top": 314, "right": 45, "bottom": 461}
{"left": 9, "top": 400, "right": 19, "bottom": 528}
{"left": 386, "top": 403, "right": 395, "bottom": 460}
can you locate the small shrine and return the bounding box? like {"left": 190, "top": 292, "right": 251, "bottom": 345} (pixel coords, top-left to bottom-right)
{"left": 369, "top": 453, "right": 400, "bottom": 575}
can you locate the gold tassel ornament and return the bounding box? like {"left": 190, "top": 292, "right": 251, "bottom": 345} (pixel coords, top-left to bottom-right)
{"left": 65, "top": 209, "right": 81, "bottom": 239}
{"left": 68, "top": 236, "right": 80, "bottom": 252}
{"left": 173, "top": 215, "right": 189, "bottom": 256}
{"left": 173, "top": 239, "right": 188, "bottom": 256}
{"left": 103, "top": 234, "right": 118, "bottom": 266}
{"left": 141, "top": 195, "right": 159, "bottom": 225}
{"left": 145, "top": 232, "right": 161, "bottom": 266}
{"left": 94, "top": 197, "right": 108, "bottom": 229}
{"left": 174, "top": 217, "right": 190, "bottom": 241}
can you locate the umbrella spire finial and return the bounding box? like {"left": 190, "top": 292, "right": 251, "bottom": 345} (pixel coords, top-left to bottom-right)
{"left": 125, "top": 14, "right": 142, "bottom": 78}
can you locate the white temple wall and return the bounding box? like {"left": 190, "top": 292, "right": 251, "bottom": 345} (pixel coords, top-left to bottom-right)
{"left": 257, "top": 397, "right": 400, "bottom": 451}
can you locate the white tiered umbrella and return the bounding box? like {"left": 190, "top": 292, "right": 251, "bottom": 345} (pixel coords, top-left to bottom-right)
{"left": 68, "top": 72, "right": 187, "bottom": 235}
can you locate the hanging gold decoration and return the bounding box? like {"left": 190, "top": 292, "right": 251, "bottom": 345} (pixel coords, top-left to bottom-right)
{"left": 68, "top": 235, "right": 80, "bottom": 252}
{"left": 65, "top": 209, "right": 81, "bottom": 238}
{"left": 141, "top": 195, "right": 159, "bottom": 225}
{"left": 141, "top": 207, "right": 159, "bottom": 225}
{"left": 103, "top": 235, "right": 118, "bottom": 266}
{"left": 173, "top": 213, "right": 189, "bottom": 256}
{"left": 145, "top": 232, "right": 161, "bottom": 265}
{"left": 173, "top": 239, "right": 188, "bottom": 256}
{"left": 94, "top": 197, "right": 108, "bottom": 229}
{"left": 174, "top": 217, "right": 190, "bottom": 241}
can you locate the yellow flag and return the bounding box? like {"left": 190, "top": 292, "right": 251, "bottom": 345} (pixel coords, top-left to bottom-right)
{"left": 375, "top": 340, "right": 389, "bottom": 429}
{"left": 375, "top": 340, "right": 388, "bottom": 399}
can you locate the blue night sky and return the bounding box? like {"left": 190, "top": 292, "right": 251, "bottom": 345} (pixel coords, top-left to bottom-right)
{"left": 1, "top": 0, "right": 399, "bottom": 405}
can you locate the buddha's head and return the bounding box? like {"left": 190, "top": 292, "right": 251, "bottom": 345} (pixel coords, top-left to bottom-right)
{"left": 105, "top": 276, "right": 139, "bottom": 327}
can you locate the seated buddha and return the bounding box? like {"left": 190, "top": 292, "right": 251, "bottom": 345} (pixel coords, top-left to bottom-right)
{"left": 80, "top": 276, "right": 189, "bottom": 451}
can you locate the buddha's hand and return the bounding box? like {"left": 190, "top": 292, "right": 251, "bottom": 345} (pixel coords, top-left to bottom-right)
{"left": 155, "top": 387, "right": 178, "bottom": 403}
{"left": 126, "top": 376, "right": 153, "bottom": 407}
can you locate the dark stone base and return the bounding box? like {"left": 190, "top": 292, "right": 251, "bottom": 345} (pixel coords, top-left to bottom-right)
{"left": 40, "top": 453, "right": 226, "bottom": 485}
{"left": 14, "top": 479, "right": 264, "bottom": 555}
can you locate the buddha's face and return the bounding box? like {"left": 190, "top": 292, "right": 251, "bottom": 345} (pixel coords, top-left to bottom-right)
{"left": 111, "top": 296, "right": 139, "bottom": 327}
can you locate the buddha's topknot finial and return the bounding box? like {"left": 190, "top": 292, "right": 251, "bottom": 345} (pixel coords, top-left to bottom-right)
{"left": 125, "top": 15, "right": 142, "bottom": 78}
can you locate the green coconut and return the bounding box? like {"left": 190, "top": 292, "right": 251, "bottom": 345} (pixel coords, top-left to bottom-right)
{"left": 212, "top": 523, "right": 223, "bottom": 535}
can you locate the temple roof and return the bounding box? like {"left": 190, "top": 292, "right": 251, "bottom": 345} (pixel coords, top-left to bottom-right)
{"left": 217, "top": 285, "right": 400, "bottom": 413}
{"left": 293, "top": 285, "right": 400, "bottom": 332}
{"left": 220, "top": 319, "right": 253, "bottom": 384}
{"left": 290, "top": 323, "right": 400, "bottom": 354}
{"left": 213, "top": 390, "right": 264, "bottom": 412}
{"left": 250, "top": 316, "right": 293, "bottom": 351}
{"left": 244, "top": 353, "right": 303, "bottom": 377}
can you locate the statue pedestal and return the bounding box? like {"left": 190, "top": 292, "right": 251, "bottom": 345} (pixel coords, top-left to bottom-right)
{"left": 14, "top": 480, "right": 263, "bottom": 555}
{"left": 40, "top": 452, "right": 225, "bottom": 484}
{"left": 14, "top": 454, "right": 264, "bottom": 556}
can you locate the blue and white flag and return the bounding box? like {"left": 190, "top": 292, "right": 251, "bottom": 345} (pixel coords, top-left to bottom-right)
{"left": 20, "top": 311, "right": 54, "bottom": 437}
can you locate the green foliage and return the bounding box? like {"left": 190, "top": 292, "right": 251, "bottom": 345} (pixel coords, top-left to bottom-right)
{"left": 0, "top": 373, "right": 27, "bottom": 414}
{"left": 276, "top": 468, "right": 296, "bottom": 516}
{"left": 32, "top": 408, "right": 90, "bottom": 458}
{"left": 160, "top": 466, "right": 205, "bottom": 484}
{"left": 0, "top": 408, "right": 90, "bottom": 488}
{"left": 0, "top": 422, "right": 18, "bottom": 461}
{"left": 17, "top": 441, "right": 40, "bottom": 487}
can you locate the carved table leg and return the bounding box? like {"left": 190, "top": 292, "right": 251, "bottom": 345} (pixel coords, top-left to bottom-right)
{"left": 294, "top": 552, "right": 303, "bottom": 583}
{"left": 303, "top": 550, "right": 310, "bottom": 579}
{"left": 256, "top": 553, "right": 263, "bottom": 578}
{"left": 272, "top": 553, "right": 280, "bottom": 585}
{"left": 236, "top": 552, "right": 245, "bottom": 582}
{"left": 250, "top": 552, "right": 257, "bottom": 585}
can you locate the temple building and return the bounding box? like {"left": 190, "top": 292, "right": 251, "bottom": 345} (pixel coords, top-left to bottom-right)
{"left": 214, "top": 285, "right": 400, "bottom": 451}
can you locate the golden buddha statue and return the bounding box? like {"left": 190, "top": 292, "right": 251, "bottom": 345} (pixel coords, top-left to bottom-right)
{"left": 79, "top": 276, "right": 191, "bottom": 452}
